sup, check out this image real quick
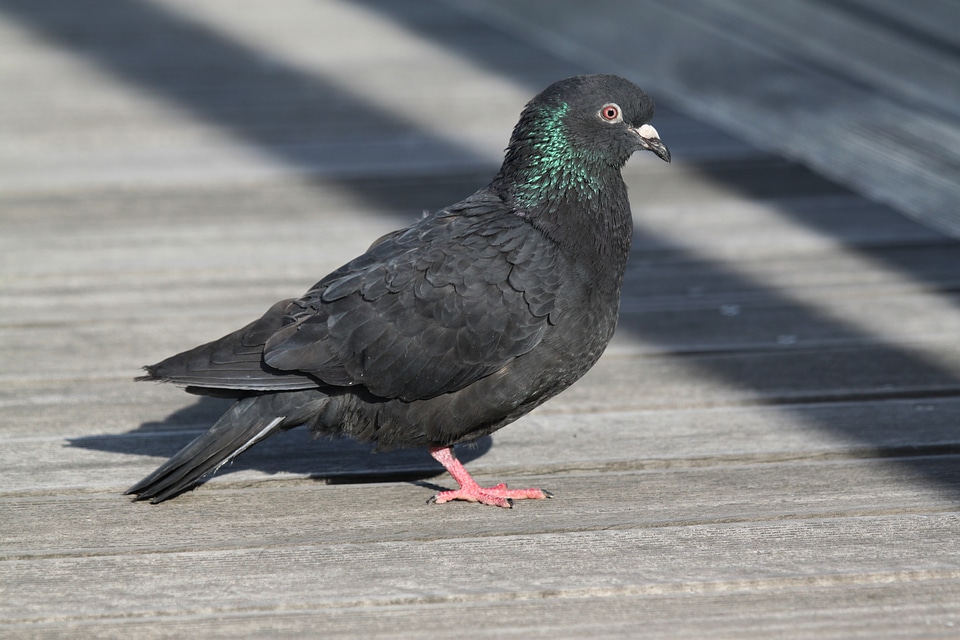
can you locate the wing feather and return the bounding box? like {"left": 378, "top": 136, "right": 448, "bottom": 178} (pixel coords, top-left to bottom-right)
{"left": 263, "top": 190, "right": 560, "bottom": 401}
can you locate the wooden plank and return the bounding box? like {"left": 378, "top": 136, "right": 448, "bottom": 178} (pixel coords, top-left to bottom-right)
{"left": 4, "top": 395, "right": 959, "bottom": 494}
{"left": 4, "top": 454, "right": 960, "bottom": 557}
{"left": 6, "top": 581, "right": 957, "bottom": 640}
{"left": 2, "top": 514, "right": 958, "bottom": 626}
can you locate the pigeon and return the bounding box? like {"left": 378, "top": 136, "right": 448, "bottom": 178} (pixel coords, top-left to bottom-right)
{"left": 127, "top": 74, "right": 670, "bottom": 507}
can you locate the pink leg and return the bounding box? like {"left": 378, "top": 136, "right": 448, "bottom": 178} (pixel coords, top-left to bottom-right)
{"left": 428, "top": 446, "right": 552, "bottom": 508}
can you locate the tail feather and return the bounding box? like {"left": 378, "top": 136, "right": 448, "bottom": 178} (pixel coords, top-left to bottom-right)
{"left": 126, "top": 396, "right": 286, "bottom": 503}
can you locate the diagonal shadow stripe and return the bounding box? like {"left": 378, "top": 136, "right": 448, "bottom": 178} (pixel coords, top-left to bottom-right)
{"left": 0, "top": 0, "right": 497, "bottom": 204}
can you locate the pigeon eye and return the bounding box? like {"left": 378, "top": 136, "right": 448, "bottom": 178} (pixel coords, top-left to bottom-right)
{"left": 599, "top": 103, "right": 622, "bottom": 122}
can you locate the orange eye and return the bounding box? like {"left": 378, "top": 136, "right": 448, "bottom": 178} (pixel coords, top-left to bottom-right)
{"left": 600, "top": 104, "right": 621, "bottom": 122}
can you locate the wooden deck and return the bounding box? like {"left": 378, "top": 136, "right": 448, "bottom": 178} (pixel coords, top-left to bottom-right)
{"left": 2, "top": 1, "right": 960, "bottom": 637}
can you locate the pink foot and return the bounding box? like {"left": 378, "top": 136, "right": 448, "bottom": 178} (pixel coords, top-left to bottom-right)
{"left": 428, "top": 446, "right": 552, "bottom": 508}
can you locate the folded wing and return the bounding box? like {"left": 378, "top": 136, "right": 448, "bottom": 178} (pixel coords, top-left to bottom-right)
{"left": 144, "top": 191, "right": 561, "bottom": 402}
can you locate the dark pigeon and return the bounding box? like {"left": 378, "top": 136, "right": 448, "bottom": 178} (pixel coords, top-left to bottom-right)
{"left": 127, "top": 74, "right": 671, "bottom": 507}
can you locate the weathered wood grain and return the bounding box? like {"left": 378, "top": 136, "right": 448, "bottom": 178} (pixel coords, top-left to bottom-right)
{"left": 3, "top": 515, "right": 959, "bottom": 632}
{"left": 6, "top": 581, "right": 956, "bottom": 640}
{"left": 5, "top": 454, "right": 960, "bottom": 558}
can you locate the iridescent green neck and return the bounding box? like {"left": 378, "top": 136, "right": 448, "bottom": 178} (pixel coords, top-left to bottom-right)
{"left": 508, "top": 102, "right": 603, "bottom": 211}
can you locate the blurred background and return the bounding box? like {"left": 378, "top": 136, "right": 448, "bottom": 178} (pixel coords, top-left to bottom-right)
{"left": 1, "top": 0, "right": 957, "bottom": 234}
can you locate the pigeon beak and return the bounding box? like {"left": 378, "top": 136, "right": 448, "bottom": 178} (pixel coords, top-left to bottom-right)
{"left": 634, "top": 123, "right": 671, "bottom": 163}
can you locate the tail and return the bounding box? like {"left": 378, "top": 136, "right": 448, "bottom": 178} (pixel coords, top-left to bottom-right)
{"left": 126, "top": 395, "right": 287, "bottom": 503}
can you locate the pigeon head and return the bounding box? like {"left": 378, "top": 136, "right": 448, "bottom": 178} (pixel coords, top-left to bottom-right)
{"left": 494, "top": 74, "right": 670, "bottom": 213}
{"left": 533, "top": 74, "right": 671, "bottom": 165}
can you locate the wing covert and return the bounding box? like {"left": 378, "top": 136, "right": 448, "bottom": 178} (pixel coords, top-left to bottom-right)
{"left": 263, "top": 193, "right": 560, "bottom": 401}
